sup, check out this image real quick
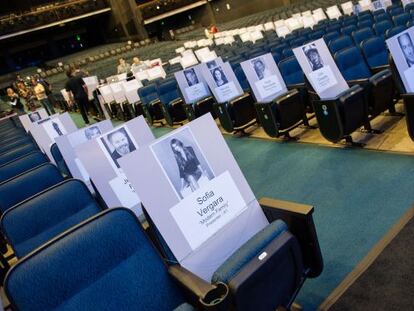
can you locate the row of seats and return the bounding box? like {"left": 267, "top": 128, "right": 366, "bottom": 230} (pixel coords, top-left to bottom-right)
{"left": 0, "top": 113, "right": 323, "bottom": 310}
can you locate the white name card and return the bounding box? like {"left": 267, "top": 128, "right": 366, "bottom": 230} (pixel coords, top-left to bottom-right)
{"left": 308, "top": 65, "right": 338, "bottom": 94}
{"left": 255, "top": 75, "right": 284, "bottom": 99}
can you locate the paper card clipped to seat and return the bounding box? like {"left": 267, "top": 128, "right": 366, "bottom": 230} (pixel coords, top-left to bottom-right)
{"left": 55, "top": 120, "right": 113, "bottom": 191}
{"left": 200, "top": 61, "right": 244, "bottom": 104}
{"left": 99, "top": 85, "right": 115, "bottom": 104}
{"left": 292, "top": 38, "right": 349, "bottom": 99}
{"left": 30, "top": 112, "right": 78, "bottom": 164}
{"left": 109, "top": 82, "right": 127, "bottom": 104}
{"left": 175, "top": 64, "right": 211, "bottom": 104}
{"left": 19, "top": 108, "right": 49, "bottom": 132}
{"left": 75, "top": 116, "right": 154, "bottom": 216}
{"left": 386, "top": 26, "right": 414, "bottom": 93}
{"left": 82, "top": 76, "right": 99, "bottom": 101}
{"left": 122, "top": 79, "right": 142, "bottom": 104}
{"left": 241, "top": 53, "right": 288, "bottom": 103}
{"left": 118, "top": 114, "right": 269, "bottom": 281}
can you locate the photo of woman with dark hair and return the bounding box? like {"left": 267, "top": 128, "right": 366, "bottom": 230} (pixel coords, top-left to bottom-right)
{"left": 211, "top": 67, "right": 228, "bottom": 87}
{"left": 170, "top": 138, "right": 210, "bottom": 195}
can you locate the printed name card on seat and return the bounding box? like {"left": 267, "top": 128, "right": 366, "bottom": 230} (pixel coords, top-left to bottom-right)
{"left": 18, "top": 108, "right": 49, "bottom": 132}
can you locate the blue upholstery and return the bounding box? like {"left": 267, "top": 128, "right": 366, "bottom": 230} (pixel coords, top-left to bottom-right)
{"left": 361, "top": 36, "right": 389, "bottom": 68}
{"left": 329, "top": 36, "right": 355, "bottom": 54}
{"left": 234, "top": 66, "right": 250, "bottom": 92}
{"left": 1, "top": 180, "right": 102, "bottom": 258}
{"left": 50, "top": 143, "right": 71, "bottom": 177}
{"left": 323, "top": 31, "right": 340, "bottom": 45}
{"left": 0, "top": 152, "right": 48, "bottom": 183}
{"left": 5, "top": 208, "right": 187, "bottom": 311}
{"left": 393, "top": 13, "right": 411, "bottom": 26}
{"left": 138, "top": 84, "right": 159, "bottom": 105}
{"left": 282, "top": 48, "right": 294, "bottom": 59}
{"left": 386, "top": 25, "right": 406, "bottom": 38}
{"left": 406, "top": 3, "right": 414, "bottom": 13}
{"left": 0, "top": 136, "right": 32, "bottom": 154}
{"left": 159, "top": 79, "right": 180, "bottom": 106}
{"left": 358, "top": 19, "right": 373, "bottom": 29}
{"left": 211, "top": 220, "right": 288, "bottom": 284}
{"left": 352, "top": 28, "right": 375, "bottom": 46}
{"left": 279, "top": 56, "right": 305, "bottom": 85}
{"left": 373, "top": 9, "right": 386, "bottom": 16}
{"left": 374, "top": 20, "right": 393, "bottom": 38}
{"left": 341, "top": 25, "right": 357, "bottom": 36}
{"left": 326, "top": 23, "right": 341, "bottom": 33}
{"left": 0, "top": 164, "right": 64, "bottom": 214}
{"left": 271, "top": 43, "right": 289, "bottom": 56}
{"left": 374, "top": 13, "right": 391, "bottom": 23}
{"left": 389, "top": 6, "right": 404, "bottom": 17}
{"left": 335, "top": 46, "right": 372, "bottom": 80}
{"left": 0, "top": 143, "right": 37, "bottom": 166}
{"left": 289, "top": 36, "right": 307, "bottom": 48}
{"left": 308, "top": 29, "right": 325, "bottom": 41}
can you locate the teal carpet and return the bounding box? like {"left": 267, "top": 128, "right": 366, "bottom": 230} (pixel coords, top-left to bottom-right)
{"left": 71, "top": 114, "right": 414, "bottom": 310}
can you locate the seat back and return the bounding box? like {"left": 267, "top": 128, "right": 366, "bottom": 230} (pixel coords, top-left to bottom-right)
{"left": 385, "top": 25, "right": 406, "bottom": 38}
{"left": 352, "top": 27, "right": 375, "bottom": 46}
{"left": 278, "top": 56, "right": 305, "bottom": 86}
{"left": 341, "top": 25, "right": 357, "bottom": 36}
{"left": 374, "top": 20, "right": 393, "bottom": 37}
{"left": 0, "top": 152, "right": 48, "bottom": 183}
{"left": 0, "top": 143, "right": 37, "bottom": 167}
{"left": 5, "top": 208, "right": 186, "bottom": 311}
{"left": 0, "top": 136, "right": 32, "bottom": 154}
{"left": 335, "top": 46, "right": 372, "bottom": 80}
{"left": 374, "top": 12, "right": 391, "bottom": 23}
{"left": 1, "top": 179, "right": 102, "bottom": 258}
{"left": 308, "top": 29, "right": 325, "bottom": 41}
{"left": 329, "top": 35, "right": 355, "bottom": 54}
{"left": 388, "top": 6, "right": 404, "bottom": 17}
{"left": 358, "top": 19, "right": 373, "bottom": 29}
{"left": 361, "top": 36, "right": 389, "bottom": 68}
{"left": 234, "top": 66, "right": 250, "bottom": 92}
{"left": 138, "top": 84, "right": 159, "bottom": 105}
{"left": 323, "top": 31, "right": 340, "bottom": 45}
{"left": 0, "top": 163, "right": 64, "bottom": 214}
{"left": 50, "top": 143, "right": 71, "bottom": 177}
{"left": 393, "top": 12, "right": 411, "bottom": 26}
{"left": 158, "top": 79, "right": 180, "bottom": 106}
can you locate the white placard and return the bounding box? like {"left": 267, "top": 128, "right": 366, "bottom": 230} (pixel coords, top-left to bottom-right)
{"left": 147, "top": 66, "right": 166, "bottom": 80}
{"left": 74, "top": 158, "right": 90, "bottom": 181}
{"left": 109, "top": 172, "right": 141, "bottom": 213}
{"left": 308, "top": 66, "right": 338, "bottom": 94}
{"left": 99, "top": 85, "right": 115, "bottom": 104}
{"left": 19, "top": 108, "right": 49, "bottom": 132}
{"left": 42, "top": 118, "right": 67, "bottom": 140}
{"left": 122, "top": 79, "right": 142, "bottom": 103}
{"left": 109, "top": 82, "right": 126, "bottom": 104}
{"left": 255, "top": 76, "right": 284, "bottom": 99}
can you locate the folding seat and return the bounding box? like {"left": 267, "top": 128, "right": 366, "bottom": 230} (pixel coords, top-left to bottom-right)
{"left": 50, "top": 143, "right": 72, "bottom": 177}
{"left": 0, "top": 163, "right": 64, "bottom": 215}
{"left": 282, "top": 48, "right": 294, "bottom": 59}
{"left": 388, "top": 6, "right": 404, "bottom": 17}
{"left": 393, "top": 12, "right": 411, "bottom": 26}
{"left": 289, "top": 36, "right": 308, "bottom": 48}
{"left": 341, "top": 24, "right": 357, "bottom": 36}
{"left": 329, "top": 35, "right": 355, "bottom": 54}
{"left": 0, "top": 143, "right": 38, "bottom": 167}
{"left": 271, "top": 43, "right": 289, "bottom": 55}
{"left": 406, "top": 3, "right": 414, "bottom": 13}
{"left": 0, "top": 152, "right": 48, "bottom": 184}
{"left": 342, "top": 15, "right": 357, "bottom": 27}
{"left": 326, "top": 23, "right": 342, "bottom": 33}
{"left": 137, "top": 83, "right": 164, "bottom": 125}
{"left": 385, "top": 25, "right": 406, "bottom": 38}
{"left": 323, "top": 31, "right": 340, "bottom": 45}
{"left": 0, "top": 136, "right": 33, "bottom": 155}
{"left": 4, "top": 208, "right": 212, "bottom": 311}
{"left": 308, "top": 29, "right": 325, "bottom": 41}
{"left": 374, "top": 12, "right": 391, "bottom": 23}
{"left": 157, "top": 79, "right": 187, "bottom": 126}
{"left": 374, "top": 20, "right": 394, "bottom": 38}
{"left": 1, "top": 179, "right": 102, "bottom": 258}
{"left": 352, "top": 27, "right": 375, "bottom": 46}
{"left": 360, "top": 36, "right": 389, "bottom": 70}
{"left": 335, "top": 46, "right": 395, "bottom": 119}
{"left": 358, "top": 19, "right": 374, "bottom": 29}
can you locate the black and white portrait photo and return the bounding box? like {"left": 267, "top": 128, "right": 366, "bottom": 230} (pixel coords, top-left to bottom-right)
{"left": 52, "top": 121, "right": 64, "bottom": 136}
{"left": 184, "top": 68, "right": 199, "bottom": 86}
{"left": 100, "top": 127, "right": 137, "bottom": 168}
{"left": 211, "top": 67, "right": 229, "bottom": 87}
{"left": 84, "top": 126, "right": 102, "bottom": 140}
{"left": 28, "top": 112, "right": 41, "bottom": 123}
{"left": 398, "top": 33, "right": 414, "bottom": 68}
{"left": 303, "top": 44, "right": 324, "bottom": 71}
{"left": 207, "top": 60, "right": 218, "bottom": 70}
{"left": 252, "top": 58, "right": 271, "bottom": 80}
{"left": 151, "top": 127, "right": 214, "bottom": 199}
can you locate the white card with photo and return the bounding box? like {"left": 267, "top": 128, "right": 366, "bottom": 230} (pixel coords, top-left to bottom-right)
{"left": 122, "top": 79, "right": 142, "bottom": 103}
{"left": 175, "top": 64, "right": 212, "bottom": 104}
{"left": 201, "top": 62, "right": 244, "bottom": 103}
{"left": 109, "top": 82, "right": 126, "bottom": 104}
{"left": 98, "top": 85, "right": 115, "bottom": 104}
{"left": 118, "top": 114, "right": 269, "bottom": 281}
{"left": 19, "top": 108, "right": 49, "bottom": 132}
{"left": 75, "top": 116, "right": 155, "bottom": 215}
{"left": 386, "top": 27, "right": 414, "bottom": 93}
{"left": 147, "top": 66, "right": 166, "bottom": 80}
{"left": 55, "top": 120, "right": 113, "bottom": 190}
{"left": 30, "top": 113, "right": 77, "bottom": 164}
{"left": 293, "top": 38, "right": 349, "bottom": 99}
{"left": 241, "top": 53, "right": 288, "bottom": 103}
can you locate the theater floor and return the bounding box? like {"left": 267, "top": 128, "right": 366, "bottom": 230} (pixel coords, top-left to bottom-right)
{"left": 69, "top": 112, "right": 414, "bottom": 310}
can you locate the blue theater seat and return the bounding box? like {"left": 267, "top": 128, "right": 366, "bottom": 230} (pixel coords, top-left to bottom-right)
{"left": 158, "top": 79, "right": 187, "bottom": 126}
{"left": 138, "top": 83, "right": 164, "bottom": 125}
{"left": 352, "top": 27, "right": 375, "bottom": 46}
{"left": 388, "top": 6, "right": 404, "bottom": 17}
{"left": 386, "top": 25, "right": 406, "bottom": 38}
{"left": 406, "top": 3, "right": 414, "bottom": 13}
{"left": 0, "top": 163, "right": 64, "bottom": 214}
{"left": 341, "top": 25, "right": 357, "bottom": 36}
{"left": 374, "top": 12, "right": 391, "bottom": 23}
{"left": 0, "top": 136, "right": 33, "bottom": 155}
{"left": 0, "top": 152, "right": 48, "bottom": 183}
{"left": 308, "top": 29, "right": 325, "bottom": 41}
{"left": 360, "top": 36, "right": 389, "bottom": 70}
{"left": 1, "top": 180, "right": 102, "bottom": 258}
{"left": 329, "top": 35, "right": 355, "bottom": 54}
{"left": 0, "top": 143, "right": 38, "bottom": 167}
{"left": 4, "top": 208, "right": 207, "bottom": 311}
{"left": 323, "top": 31, "right": 340, "bottom": 45}
{"left": 374, "top": 20, "right": 394, "bottom": 38}
{"left": 50, "top": 143, "right": 72, "bottom": 178}
{"left": 358, "top": 19, "right": 374, "bottom": 29}
{"left": 393, "top": 12, "right": 411, "bottom": 26}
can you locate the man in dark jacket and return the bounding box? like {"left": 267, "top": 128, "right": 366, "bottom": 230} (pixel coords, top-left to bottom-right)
{"left": 65, "top": 68, "right": 90, "bottom": 124}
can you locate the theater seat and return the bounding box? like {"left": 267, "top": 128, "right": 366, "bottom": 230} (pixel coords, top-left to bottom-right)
{"left": 352, "top": 28, "right": 375, "bottom": 46}
{"left": 386, "top": 25, "right": 406, "bottom": 38}
{"left": 393, "top": 12, "right": 411, "bottom": 26}
{"left": 0, "top": 152, "right": 48, "bottom": 183}
{"left": 0, "top": 136, "right": 33, "bottom": 155}
{"left": 158, "top": 79, "right": 187, "bottom": 126}
{"left": 1, "top": 180, "right": 102, "bottom": 258}
{"left": 50, "top": 143, "right": 72, "bottom": 178}
{"left": 361, "top": 36, "right": 389, "bottom": 70}
{"left": 341, "top": 25, "right": 357, "bottom": 36}
{"left": 373, "top": 20, "right": 393, "bottom": 38}
{"left": 4, "top": 208, "right": 219, "bottom": 311}
{"left": 335, "top": 46, "right": 395, "bottom": 118}
{"left": 0, "top": 143, "right": 38, "bottom": 167}
{"left": 0, "top": 163, "right": 64, "bottom": 214}
{"left": 329, "top": 35, "right": 354, "bottom": 54}
{"left": 138, "top": 84, "right": 164, "bottom": 125}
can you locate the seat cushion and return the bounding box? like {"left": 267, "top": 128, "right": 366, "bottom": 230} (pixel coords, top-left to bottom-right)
{"left": 211, "top": 219, "right": 287, "bottom": 284}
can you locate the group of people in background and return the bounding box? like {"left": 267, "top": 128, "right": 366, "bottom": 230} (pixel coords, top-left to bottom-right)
{"left": 5, "top": 74, "right": 55, "bottom": 116}
{"left": 116, "top": 57, "right": 148, "bottom": 74}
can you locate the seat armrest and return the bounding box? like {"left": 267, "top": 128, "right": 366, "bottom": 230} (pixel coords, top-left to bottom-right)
{"left": 259, "top": 197, "right": 323, "bottom": 278}
{"left": 149, "top": 99, "right": 161, "bottom": 106}
{"left": 369, "top": 68, "right": 392, "bottom": 86}
{"left": 371, "top": 65, "right": 390, "bottom": 75}
{"left": 229, "top": 92, "right": 251, "bottom": 104}
{"left": 170, "top": 98, "right": 183, "bottom": 106}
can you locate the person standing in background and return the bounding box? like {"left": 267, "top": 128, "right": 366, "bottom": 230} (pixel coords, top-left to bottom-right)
{"left": 31, "top": 77, "right": 55, "bottom": 115}
{"left": 65, "top": 68, "right": 90, "bottom": 124}
{"left": 6, "top": 88, "right": 25, "bottom": 115}
{"left": 117, "top": 58, "right": 131, "bottom": 74}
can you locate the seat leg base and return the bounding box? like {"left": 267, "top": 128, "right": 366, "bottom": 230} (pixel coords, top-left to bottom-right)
{"left": 345, "top": 135, "right": 365, "bottom": 147}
